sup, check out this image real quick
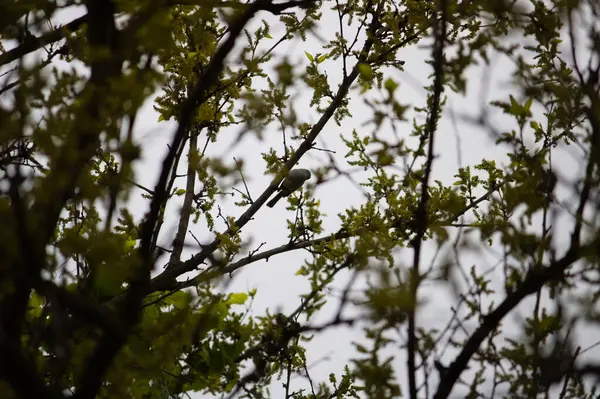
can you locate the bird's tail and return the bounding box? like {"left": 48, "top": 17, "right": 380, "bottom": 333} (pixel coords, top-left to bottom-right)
{"left": 267, "top": 192, "right": 284, "bottom": 208}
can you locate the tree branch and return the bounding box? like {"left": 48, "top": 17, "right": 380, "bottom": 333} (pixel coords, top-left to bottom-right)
{"left": 178, "top": 230, "right": 353, "bottom": 288}
{"left": 0, "top": 15, "right": 87, "bottom": 67}
{"left": 138, "top": 0, "right": 279, "bottom": 281}
{"left": 433, "top": 76, "right": 600, "bottom": 398}
{"left": 152, "top": 169, "right": 511, "bottom": 294}
{"left": 147, "top": 0, "right": 385, "bottom": 293}
{"left": 407, "top": 0, "right": 448, "bottom": 397}
{"left": 432, "top": 237, "right": 599, "bottom": 399}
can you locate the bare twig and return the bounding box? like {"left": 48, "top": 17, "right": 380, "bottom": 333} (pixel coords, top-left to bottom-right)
{"left": 234, "top": 156, "right": 253, "bottom": 202}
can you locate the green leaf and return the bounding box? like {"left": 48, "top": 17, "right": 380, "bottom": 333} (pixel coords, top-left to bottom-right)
{"left": 358, "top": 63, "right": 373, "bottom": 79}
{"left": 508, "top": 95, "right": 519, "bottom": 113}
{"left": 28, "top": 292, "right": 45, "bottom": 317}
{"left": 304, "top": 51, "right": 314, "bottom": 62}
{"left": 384, "top": 78, "right": 398, "bottom": 93}
{"left": 124, "top": 237, "right": 137, "bottom": 252}
{"left": 317, "top": 54, "right": 329, "bottom": 64}
{"left": 95, "top": 265, "right": 126, "bottom": 296}
{"left": 225, "top": 292, "right": 248, "bottom": 305}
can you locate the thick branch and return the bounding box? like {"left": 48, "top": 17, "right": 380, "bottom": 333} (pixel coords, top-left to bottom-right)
{"left": 58, "top": 0, "right": 125, "bottom": 397}
{"left": 0, "top": 171, "right": 58, "bottom": 398}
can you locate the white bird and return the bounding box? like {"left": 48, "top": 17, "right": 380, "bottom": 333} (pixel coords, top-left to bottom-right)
{"left": 266, "top": 168, "right": 311, "bottom": 208}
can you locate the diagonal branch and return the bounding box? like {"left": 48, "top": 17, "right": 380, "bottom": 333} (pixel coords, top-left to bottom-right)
{"left": 73, "top": 0, "right": 296, "bottom": 397}
{"left": 178, "top": 230, "right": 354, "bottom": 288}
{"left": 160, "top": 163, "right": 512, "bottom": 293}
{"left": 146, "top": 0, "right": 387, "bottom": 293}
{"left": 432, "top": 241, "right": 592, "bottom": 399}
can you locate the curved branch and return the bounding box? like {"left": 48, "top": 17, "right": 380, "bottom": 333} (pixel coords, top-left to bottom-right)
{"left": 433, "top": 80, "right": 600, "bottom": 399}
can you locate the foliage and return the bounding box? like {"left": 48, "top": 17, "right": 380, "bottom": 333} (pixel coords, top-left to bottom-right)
{"left": 1, "top": 0, "right": 600, "bottom": 398}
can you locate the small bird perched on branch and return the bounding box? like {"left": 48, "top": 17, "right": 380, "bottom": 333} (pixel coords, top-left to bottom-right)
{"left": 267, "top": 168, "right": 311, "bottom": 208}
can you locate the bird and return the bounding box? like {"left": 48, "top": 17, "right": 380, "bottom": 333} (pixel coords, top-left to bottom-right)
{"left": 266, "top": 168, "right": 311, "bottom": 208}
